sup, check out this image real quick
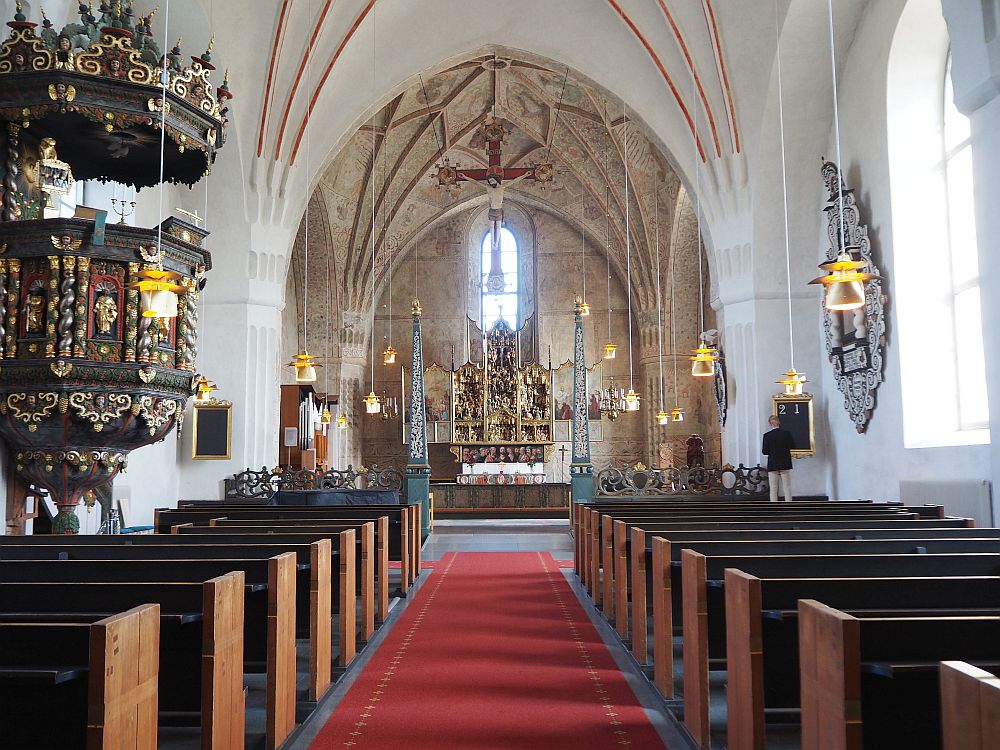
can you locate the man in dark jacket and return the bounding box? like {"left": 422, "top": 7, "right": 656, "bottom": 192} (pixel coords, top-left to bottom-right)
{"left": 761, "top": 415, "right": 795, "bottom": 502}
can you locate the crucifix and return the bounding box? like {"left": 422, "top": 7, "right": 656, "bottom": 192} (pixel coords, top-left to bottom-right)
{"left": 558, "top": 443, "right": 568, "bottom": 483}
{"left": 434, "top": 119, "right": 554, "bottom": 294}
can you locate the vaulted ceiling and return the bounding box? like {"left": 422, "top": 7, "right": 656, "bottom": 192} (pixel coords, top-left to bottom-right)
{"left": 290, "top": 48, "right": 693, "bottom": 339}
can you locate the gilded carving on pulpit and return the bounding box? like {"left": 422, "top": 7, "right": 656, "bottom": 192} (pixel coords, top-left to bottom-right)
{"left": 24, "top": 292, "right": 44, "bottom": 333}
{"left": 94, "top": 293, "right": 118, "bottom": 334}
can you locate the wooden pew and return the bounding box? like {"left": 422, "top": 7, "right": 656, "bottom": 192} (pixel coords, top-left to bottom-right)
{"left": 0, "top": 577, "right": 243, "bottom": 750}
{"left": 0, "top": 603, "right": 159, "bottom": 750}
{"left": 680, "top": 551, "right": 1000, "bottom": 749}
{"left": 585, "top": 509, "right": 959, "bottom": 607}
{"left": 594, "top": 507, "right": 946, "bottom": 623}
{"left": 0, "top": 521, "right": 390, "bottom": 626}
{"left": 0, "top": 558, "right": 299, "bottom": 750}
{"left": 623, "top": 534, "right": 1000, "bottom": 666}
{"left": 724, "top": 572, "right": 1000, "bottom": 750}
{"left": 167, "top": 523, "right": 377, "bottom": 640}
{"left": 580, "top": 512, "right": 974, "bottom": 603}
{"left": 0, "top": 538, "right": 358, "bottom": 704}
{"left": 627, "top": 526, "right": 1000, "bottom": 669}
{"left": 182, "top": 521, "right": 384, "bottom": 628}
{"left": 799, "top": 600, "right": 1000, "bottom": 750}
{"left": 155, "top": 504, "right": 420, "bottom": 589}
{"left": 940, "top": 661, "right": 1000, "bottom": 750}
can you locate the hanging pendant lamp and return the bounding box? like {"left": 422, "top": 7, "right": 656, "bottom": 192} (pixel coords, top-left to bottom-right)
{"left": 578, "top": 197, "right": 590, "bottom": 316}
{"left": 670, "top": 405, "right": 685, "bottom": 422}
{"left": 808, "top": 252, "right": 878, "bottom": 310}
{"left": 130, "top": 4, "right": 183, "bottom": 320}
{"left": 602, "top": 105, "right": 616, "bottom": 360}
{"left": 688, "top": 47, "right": 717, "bottom": 380}
{"left": 288, "top": 0, "right": 317, "bottom": 384}
{"left": 810, "top": 0, "right": 876, "bottom": 312}
{"left": 365, "top": 8, "right": 381, "bottom": 416}
{"left": 621, "top": 101, "right": 640, "bottom": 413}
{"left": 772, "top": 3, "right": 808, "bottom": 392}
{"left": 194, "top": 375, "right": 217, "bottom": 403}
{"left": 653, "top": 176, "right": 668, "bottom": 425}
{"left": 690, "top": 342, "right": 717, "bottom": 378}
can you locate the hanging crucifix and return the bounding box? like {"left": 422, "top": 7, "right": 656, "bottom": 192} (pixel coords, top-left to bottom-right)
{"left": 433, "top": 119, "right": 554, "bottom": 293}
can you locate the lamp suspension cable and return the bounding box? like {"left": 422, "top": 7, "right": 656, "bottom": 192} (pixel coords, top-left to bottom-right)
{"left": 827, "top": 0, "right": 848, "bottom": 258}
{"left": 368, "top": 4, "right": 378, "bottom": 405}
{"left": 154, "top": 0, "right": 170, "bottom": 257}
{"left": 603, "top": 100, "right": 615, "bottom": 360}
{"left": 623, "top": 102, "right": 634, "bottom": 386}
{"left": 655, "top": 184, "right": 666, "bottom": 417}
{"left": 621, "top": 101, "right": 639, "bottom": 411}
{"left": 670, "top": 219, "right": 680, "bottom": 413}
{"left": 580, "top": 195, "right": 588, "bottom": 314}
{"left": 775, "top": 0, "right": 795, "bottom": 371}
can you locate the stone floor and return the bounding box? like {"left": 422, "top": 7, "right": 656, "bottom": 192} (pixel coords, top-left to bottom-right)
{"left": 421, "top": 518, "right": 575, "bottom": 560}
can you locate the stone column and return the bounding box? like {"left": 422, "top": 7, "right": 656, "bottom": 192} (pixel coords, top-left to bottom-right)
{"left": 405, "top": 299, "right": 431, "bottom": 535}
{"left": 570, "top": 297, "right": 594, "bottom": 502}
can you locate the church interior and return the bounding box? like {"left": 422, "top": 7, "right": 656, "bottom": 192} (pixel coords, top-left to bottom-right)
{"left": 2, "top": 0, "right": 1000, "bottom": 748}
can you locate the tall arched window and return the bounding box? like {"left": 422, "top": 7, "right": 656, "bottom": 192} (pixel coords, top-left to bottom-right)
{"left": 942, "top": 60, "right": 988, "bottom": 429}
{"left": 481, "top": 227, "right": 518, "bottom": 329}
{"left": 888, "top": 0, "right": 989, "bottom": 446}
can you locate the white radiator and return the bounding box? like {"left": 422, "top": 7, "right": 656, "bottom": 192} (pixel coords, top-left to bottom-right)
{"left": 899, "top": 479, "right": 994, "bottom": 527}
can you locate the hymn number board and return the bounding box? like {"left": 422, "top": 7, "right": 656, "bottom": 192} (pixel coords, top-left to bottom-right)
{"left": 772, "top": 396, "right": 815, "bottom": 457}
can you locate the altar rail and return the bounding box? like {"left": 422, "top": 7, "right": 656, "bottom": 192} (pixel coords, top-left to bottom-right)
{"left": 595, "top": 463, "right": 769, "bottom": 497}
{"left": 225, "top": 465, "right": 404, "bottom": 501}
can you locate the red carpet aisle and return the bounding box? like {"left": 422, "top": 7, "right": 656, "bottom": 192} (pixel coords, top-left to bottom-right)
{"left": 310, "top": 552, "right": 666, "bottom": 749}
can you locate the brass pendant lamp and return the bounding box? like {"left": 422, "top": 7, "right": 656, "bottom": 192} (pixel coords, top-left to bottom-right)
{"left": 602, "top": 106, "right": 616, "bottom": 361}
{"left": 688, "top": 59, "right": 718, "bottom": 379}
{"left": 287, "top": 4, "right": 318, "bottom": 384}
{"left": 364, "top": 8, "right": 381, "bottom": 415}
{"left": 773, "top": 7, "right": 809, "bottom": 394}
{"left": 809, "top": 0, "right": 878, "bottom": 311}
{"left": 621, "top": 102, "right": 640, "bottom": 412}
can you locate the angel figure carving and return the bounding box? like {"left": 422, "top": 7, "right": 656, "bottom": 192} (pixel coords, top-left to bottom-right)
{"left": 51, "top": 235, "right": 83, "bottom": 253}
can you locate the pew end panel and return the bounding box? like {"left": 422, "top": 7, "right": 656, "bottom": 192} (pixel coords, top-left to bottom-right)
{"left": 360, "top": 522, "right": 376, "bottom": 642}
{"left": 601, "top": 515, "right": 614, "bottom": 620}
{"left": 266, "top": 553, "right": 297, "bottom": 750}
{"left": 651, "top": 536, "right": 673, "bottom": 698}
{"left": 940, "top": 661, "right": 1000, "bottom": 750}
{"left": 681, "top": 549, "right": 711, "bottom": 749}
{"left": 86, "top": 603, "right": 161, "bottom": 750}
{"left": 630, "top": 527, "right": 647, "bottom": 664}
{"left": 798, "top": 599, "right": 861, "bottom": 750}
{"left": 377, "top": 516, "right": 389, "bottom": 621}
{"left": 339, "top": 529, "right": 357, "bottom": 668}
{"left": 202, "top": 572, "right": 246, "bottom": 750}
{"left": 724, "top": 569, "right": 765, "bottom": 750}
{"left": 309, "top": 540, "right": 332, "bottom": 703}
{"left": 614, "top": 519, "right": 630, "bottom": 639}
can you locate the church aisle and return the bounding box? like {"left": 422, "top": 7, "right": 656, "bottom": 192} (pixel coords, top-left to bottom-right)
{"left": 308, "top": 551, "right": 669, "bottom": 749}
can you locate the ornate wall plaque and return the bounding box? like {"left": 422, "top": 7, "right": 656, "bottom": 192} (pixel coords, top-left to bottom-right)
{"left": 819, "top": 161, "right": 888, "bottom": 433}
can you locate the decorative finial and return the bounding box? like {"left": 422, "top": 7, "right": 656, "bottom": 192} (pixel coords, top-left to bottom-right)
{"left": 411, "top": 299, "right": 423, "bottom": 317}
{"left": 14, "top": 0, "right": 25, "bottom": 22}
{"left": 173, "top": 36, "right": 182, "bottom": 53}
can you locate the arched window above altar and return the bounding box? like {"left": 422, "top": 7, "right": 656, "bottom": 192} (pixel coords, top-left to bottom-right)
{"left": 481, "top": 227, "right": 519, "bottom": 329}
